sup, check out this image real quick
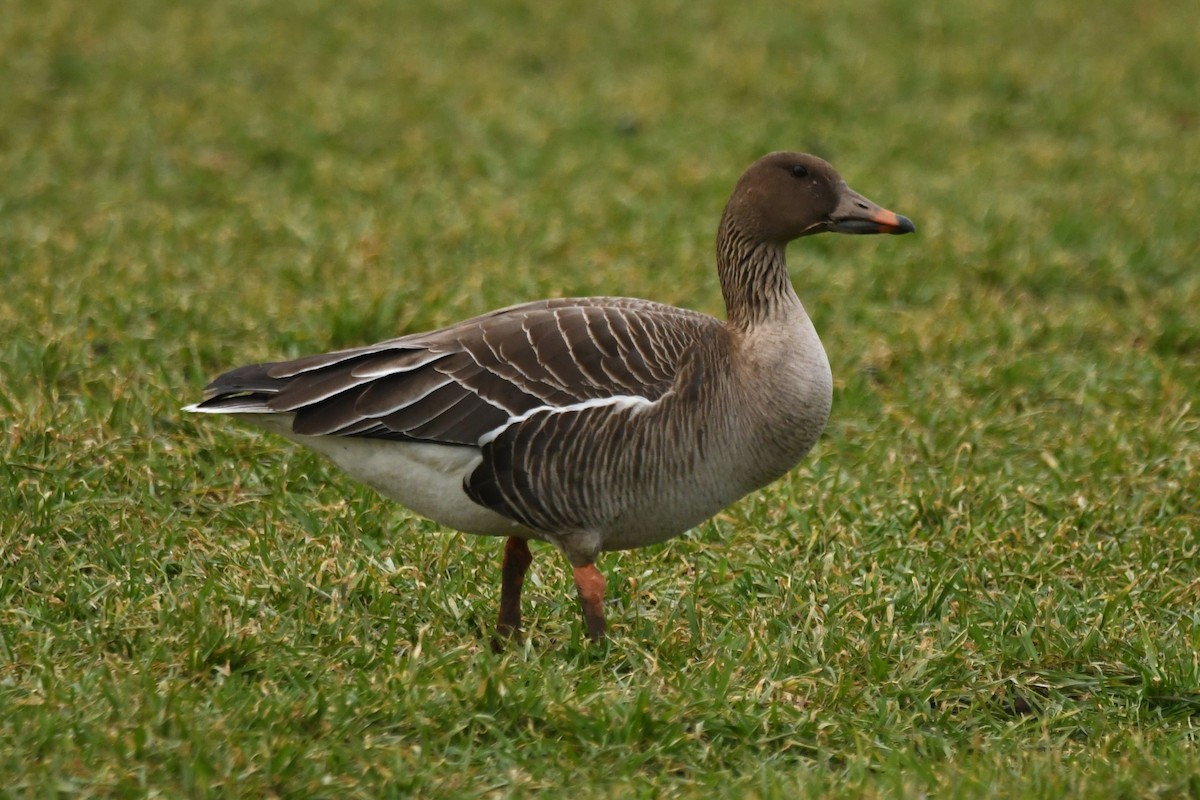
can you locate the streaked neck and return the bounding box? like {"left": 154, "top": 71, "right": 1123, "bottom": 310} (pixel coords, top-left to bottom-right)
{"left": 716, "top": 216, "right": 801, "bottom": 330}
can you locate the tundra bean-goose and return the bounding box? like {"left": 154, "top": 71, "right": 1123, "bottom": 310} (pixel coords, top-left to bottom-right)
{"left": 187, "top": 152, "right": 914, "bottom": 643}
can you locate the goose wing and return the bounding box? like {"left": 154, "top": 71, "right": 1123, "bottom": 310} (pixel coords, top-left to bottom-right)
{"left": 191, "top": 297, "right": 718, "bottom": 448}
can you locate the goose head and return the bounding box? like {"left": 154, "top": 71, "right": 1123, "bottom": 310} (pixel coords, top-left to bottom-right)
{"left": 722, "top": 152, "right": 915, "bottom": 245}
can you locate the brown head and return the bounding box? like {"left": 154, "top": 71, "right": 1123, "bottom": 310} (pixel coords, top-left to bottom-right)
{"left": 721, "top": 152, "right": 915, "bottom": 245}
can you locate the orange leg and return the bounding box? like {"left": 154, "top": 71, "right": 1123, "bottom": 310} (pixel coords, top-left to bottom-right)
{"left": 495, "top": 537, "right": 532, "bottom": 644}
{"left": 572, "top": 564, "right": 607, "bottom": 642}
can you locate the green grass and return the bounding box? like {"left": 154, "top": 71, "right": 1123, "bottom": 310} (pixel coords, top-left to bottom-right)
{"left": 2, "top": 0, "right": 1199, "bottom": 795}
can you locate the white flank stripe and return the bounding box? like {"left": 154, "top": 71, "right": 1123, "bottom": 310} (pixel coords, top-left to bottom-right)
{"left": 477, "top": 394, "right": 653, "bottom": 446}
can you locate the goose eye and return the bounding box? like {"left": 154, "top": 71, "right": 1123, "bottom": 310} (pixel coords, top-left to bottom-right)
{"left": 789, "top": 164, "right": 809, "bottom": 179}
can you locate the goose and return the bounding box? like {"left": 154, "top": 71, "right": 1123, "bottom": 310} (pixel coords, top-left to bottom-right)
{"left": 186, "top": 152, "right": 914, "bottom": 643}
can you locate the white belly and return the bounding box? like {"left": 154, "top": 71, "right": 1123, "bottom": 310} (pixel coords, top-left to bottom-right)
{"left": 239, "top": 413, "right": 528, "bottom": 538}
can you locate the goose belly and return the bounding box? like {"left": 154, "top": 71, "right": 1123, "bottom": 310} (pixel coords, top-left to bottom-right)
{"left": 235, "top": 413, "right": 527, "bottom": 538}
{"left": 592, "top": 443, "right": 800, "bottom": 551}
{"left": 591, "top": 381, "right": 832, "bottom": 551}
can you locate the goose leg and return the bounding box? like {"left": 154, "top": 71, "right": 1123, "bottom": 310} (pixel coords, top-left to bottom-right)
{"left": 572, "top": 564, "right": 607, "bottom": 642}
{"left": 495, "top": 537, "right": 532, "bottom": 644}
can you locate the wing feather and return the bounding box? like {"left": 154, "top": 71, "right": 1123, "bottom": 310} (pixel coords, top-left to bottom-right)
{"left": 191, "top": 297, "right": 719, "bottom": 449}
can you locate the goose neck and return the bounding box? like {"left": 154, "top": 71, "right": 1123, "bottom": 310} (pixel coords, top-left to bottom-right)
{"left": 716, "top": 218, "right": 800, "bottom": 330}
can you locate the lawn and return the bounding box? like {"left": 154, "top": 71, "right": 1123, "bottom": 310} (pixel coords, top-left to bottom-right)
{"left": 2, "top": 0, "right": 1198, "bottom": 796}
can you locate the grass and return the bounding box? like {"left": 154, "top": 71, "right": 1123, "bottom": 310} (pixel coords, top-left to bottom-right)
{"left": 2, "top": 0, "right": 1198, "bottom": 795}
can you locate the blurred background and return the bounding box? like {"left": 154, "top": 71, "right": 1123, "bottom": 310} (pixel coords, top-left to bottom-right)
{"left": 1, "top": 0, "right": 1197, "bottom": 795}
